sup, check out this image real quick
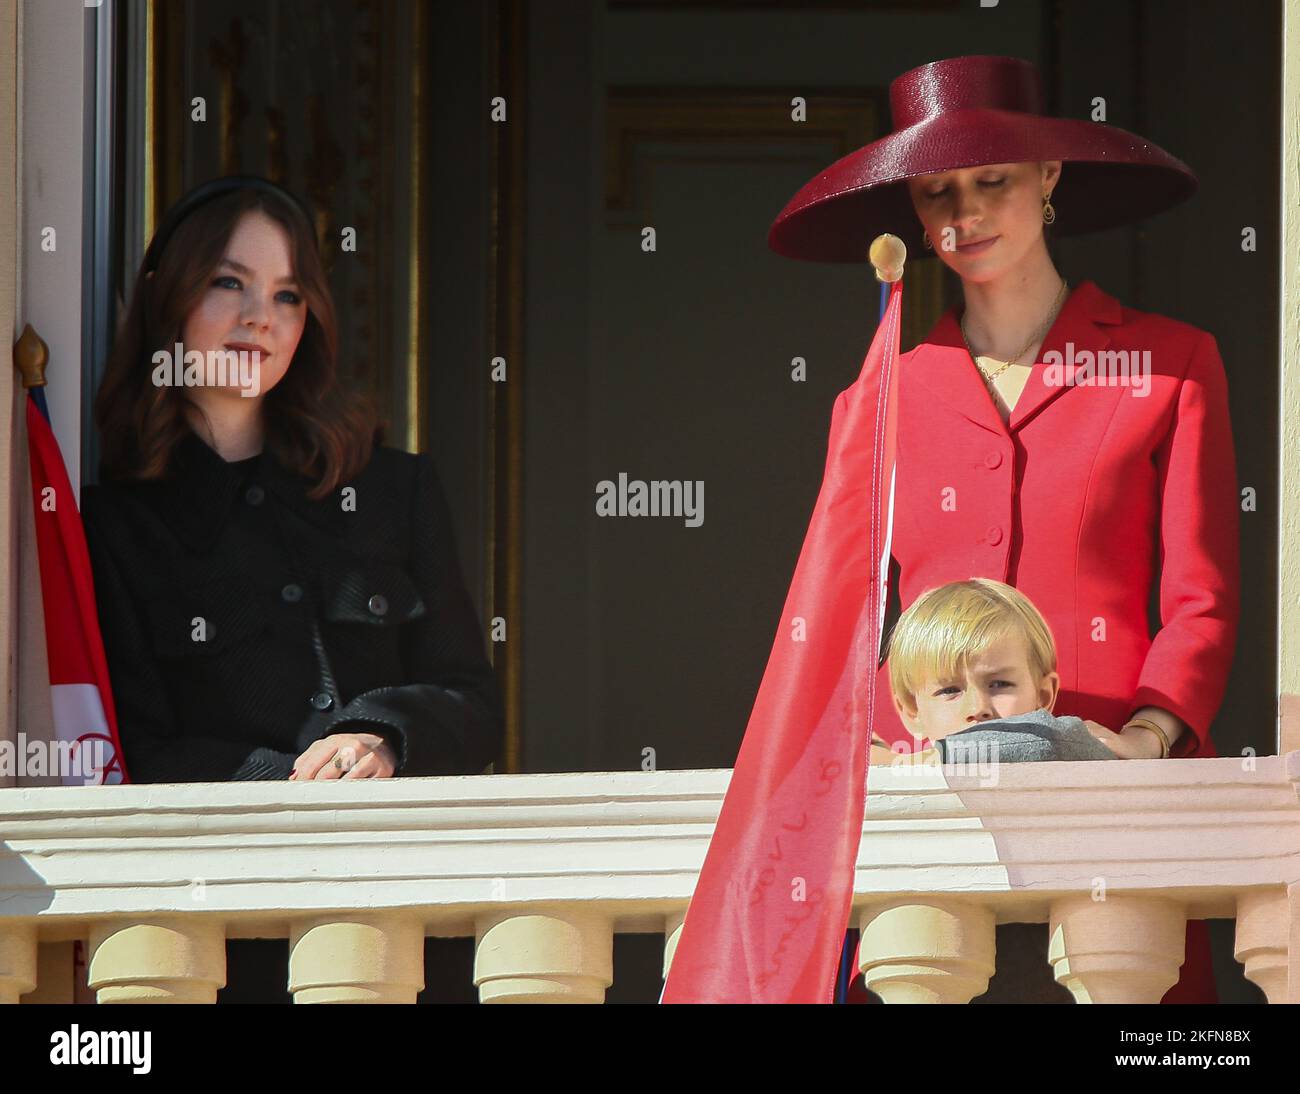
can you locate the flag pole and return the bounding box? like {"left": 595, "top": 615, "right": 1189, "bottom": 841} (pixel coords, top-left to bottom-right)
{"left": 663, "top": 232, "right": 906, "bottom": 1004}
{"left": 834, "top": 232, "right": 907, "bottom": 1004}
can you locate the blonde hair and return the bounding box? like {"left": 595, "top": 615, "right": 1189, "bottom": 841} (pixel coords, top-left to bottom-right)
{"left": 886, "top": 578, "right": 1057, "bottom": 708}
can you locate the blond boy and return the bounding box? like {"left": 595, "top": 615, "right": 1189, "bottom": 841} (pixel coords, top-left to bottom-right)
{"left": 870, "top": 578, "right": 1063, "bottom": 766}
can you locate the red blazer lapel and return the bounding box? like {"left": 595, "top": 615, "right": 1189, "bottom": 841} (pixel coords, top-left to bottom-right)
{"left": 1009, "top": 279, "right": 1124, "bottom": 431}
{"left": 906, "top": 279, "right": 1125, "bottom": 435}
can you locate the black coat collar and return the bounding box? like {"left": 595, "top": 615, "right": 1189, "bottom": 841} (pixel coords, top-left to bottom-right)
{"left": 160, "top": 430, "right": 350, "bottom": 552}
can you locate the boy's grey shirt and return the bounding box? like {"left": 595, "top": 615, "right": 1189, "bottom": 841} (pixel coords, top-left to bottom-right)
{"left": 935, "top": 708, "right": 1118, "bottom": 763}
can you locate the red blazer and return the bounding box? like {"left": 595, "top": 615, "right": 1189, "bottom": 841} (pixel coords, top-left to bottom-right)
{"left": 870, "top": 279, "right": 1240, "bottom": 759}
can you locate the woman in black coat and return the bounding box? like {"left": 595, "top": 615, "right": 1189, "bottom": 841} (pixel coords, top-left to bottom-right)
{"left": 82, "top": 176, "right": 501, "bottom": 1001}
{"left": 82, "top": 175, "right": 502, "bottom": 786}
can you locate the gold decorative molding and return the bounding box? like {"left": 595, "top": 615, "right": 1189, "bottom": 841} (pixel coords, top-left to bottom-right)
{"left": 208, "top": 20, "right": 249, "bottom": 175}
{"left": 146, "top": 0, "right": 183, "bottom": 239}
{"left": 405, "top": 0, "right": 427, "bottom": 455}
{"left": 486, "top": 0, "right": 526, "bottom": 773}
{"left": 606, "top": 86, "right": 877, "bottom": 217}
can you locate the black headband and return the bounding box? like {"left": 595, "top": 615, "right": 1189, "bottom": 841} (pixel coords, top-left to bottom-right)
{"left": 143, "top": 175, "right": 314, "bottom": 275}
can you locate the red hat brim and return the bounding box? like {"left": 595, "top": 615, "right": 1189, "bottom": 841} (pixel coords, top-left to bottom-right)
{"left": 767, "top": 108, "right": 1198, "bottom": 263}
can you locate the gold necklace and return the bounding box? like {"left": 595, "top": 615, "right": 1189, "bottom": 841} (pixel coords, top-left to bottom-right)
{"left": 960, "top": 278, "right": 1069, "bottom": 397}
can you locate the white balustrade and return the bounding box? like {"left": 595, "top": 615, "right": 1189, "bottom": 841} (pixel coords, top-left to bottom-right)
{"left": 0, "top": 755, "right": 1296, "bottom": 1002}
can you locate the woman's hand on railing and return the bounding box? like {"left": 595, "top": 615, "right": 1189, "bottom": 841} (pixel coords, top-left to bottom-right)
{"left": 289, "top": 732, "right": 399, "bottom": 780}
{"left": 1083, "top": 719, "right": 1162, "bottom": 759}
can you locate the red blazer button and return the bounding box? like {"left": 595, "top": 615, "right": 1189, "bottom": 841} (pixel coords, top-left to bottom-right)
{"left": 985, "top": 451, "right": 1003, "bottom": 469}
{"left": 987, "top": 526, "right": 1003, "bottom": 546}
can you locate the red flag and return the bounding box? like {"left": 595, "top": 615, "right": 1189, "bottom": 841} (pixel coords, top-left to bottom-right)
{"left": 26, "top": 395, "right": 129, "bottom": 787}
{"left": 662, "top": 277, "right": 903, "bottom": 1003}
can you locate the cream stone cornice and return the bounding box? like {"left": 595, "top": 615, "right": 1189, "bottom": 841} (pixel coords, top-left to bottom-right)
{"left": 3, "top": 758, "right": 1297, "bottom": 942}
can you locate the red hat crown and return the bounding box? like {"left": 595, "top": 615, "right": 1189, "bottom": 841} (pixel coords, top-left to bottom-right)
{"left": 890, "top": 55, "right": 1045, "bottom": 130}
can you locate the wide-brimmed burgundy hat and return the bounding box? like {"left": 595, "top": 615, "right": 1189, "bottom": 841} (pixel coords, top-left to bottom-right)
{"left": 768, "top": 54, "right": 1199, "bottom": 263}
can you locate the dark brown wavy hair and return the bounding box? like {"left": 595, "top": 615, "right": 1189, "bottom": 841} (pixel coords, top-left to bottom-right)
{"left": 94, "top": 183, "right": 381, "bottom": 498}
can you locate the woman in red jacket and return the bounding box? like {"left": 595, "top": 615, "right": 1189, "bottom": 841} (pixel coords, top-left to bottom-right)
{"left": 769, "top": 55, "right": 1239, "bottom": 1003}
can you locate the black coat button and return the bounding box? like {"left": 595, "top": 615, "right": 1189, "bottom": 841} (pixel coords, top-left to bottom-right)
{"left": 310, "top": 692, "right": 334, "bottom": 711}
{"left": 368, "top": 594, "right": 388, "bottom": 617}
{"left": 281, "top": 583, "right": 303, "bottom": 603}
{"left": 245, "top": 484, "right": 265, "bottom": 506}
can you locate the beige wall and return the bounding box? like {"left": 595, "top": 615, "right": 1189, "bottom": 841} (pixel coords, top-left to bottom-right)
{"left": 2, "top": 0, "right": 19, "bottom": 760}
{"left": 1281, "top": 0, "right": 1300, "bottom": 752}
{"left": 17, "top": 0, "right": 90, "bottom": 496}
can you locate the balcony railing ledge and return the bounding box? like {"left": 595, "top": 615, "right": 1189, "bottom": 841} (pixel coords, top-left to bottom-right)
{"left": 1, "top": 756, "right": 1296, "bottom": 929}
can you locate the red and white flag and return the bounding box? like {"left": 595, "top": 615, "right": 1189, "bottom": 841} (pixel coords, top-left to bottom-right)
{"left": 25, "top": 391, "right": 128, "bottom": 786}
{"left": 662, "top": 277, "right": 903, "bottom": 1003}
{"left": 15, "top": 382, "right": 131, "bottom": 1004}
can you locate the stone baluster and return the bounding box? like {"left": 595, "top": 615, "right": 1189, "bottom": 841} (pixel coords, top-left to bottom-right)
{"left": 475, "top": 908, "right": 613, "bottom": 1003}
{"left": 857, "top": 899, "right": 996, "bottom": 1003}
{"left": 0, "top": 923, "right": 37, "bottom": 1004}
{"left": 662, "top": 910, "right": 686, "bottom": 979}
{"left": 21, "top": 941, "right": 77, "bottom": 1003}
{"left": 1234, "top": 887, "right": 1289, "bottom": 1003}
{"left": 1048, "top": 894, "right": 1185, "bottom": 1002}
{"left": 288, "top": 915, "right": 424, "bottom": 1003}
{"left": 87, "top": 918, "right": 226, "bottom": 1003}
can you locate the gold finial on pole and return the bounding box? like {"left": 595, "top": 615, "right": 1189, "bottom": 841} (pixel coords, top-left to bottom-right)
{"left": 869, "top": 233, "right": 907, "bottom": 284}
{"left": 13, "top": 324, "right": 50, "bottom": 389}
